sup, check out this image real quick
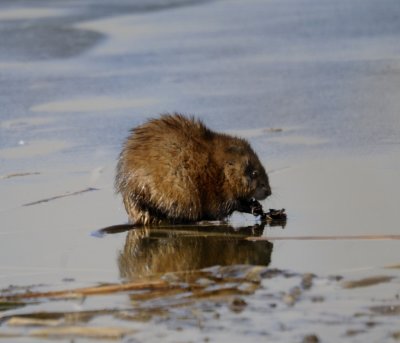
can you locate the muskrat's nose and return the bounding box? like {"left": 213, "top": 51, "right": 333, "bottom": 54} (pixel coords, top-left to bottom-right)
{"left": 260, "top": 182, "right": 272, "bottom": 197}
{"left": 254, "top": 184, "right": 272, "bottom": 200}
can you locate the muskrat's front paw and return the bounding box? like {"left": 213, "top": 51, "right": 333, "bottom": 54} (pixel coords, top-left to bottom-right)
{"left": 249, "top": 198, "right": 264, "bottom": 216}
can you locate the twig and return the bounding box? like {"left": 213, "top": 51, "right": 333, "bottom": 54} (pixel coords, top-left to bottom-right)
{"left": 247, "top": 234, "right": 400, "bottom": 241}
{"left": 3, "top": 279, "right": 171, "bottom": 300}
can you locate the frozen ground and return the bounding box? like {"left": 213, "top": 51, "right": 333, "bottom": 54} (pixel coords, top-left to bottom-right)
{"left": 0, "top": 0, "right": 399, "bottom": 341}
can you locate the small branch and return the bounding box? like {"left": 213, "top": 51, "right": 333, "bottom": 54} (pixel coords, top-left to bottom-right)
{"left": 247, "top": 234, "right": 400, "bottom": 241}
{"left": 2, "top": 279, "right": 171, "bottom": 300}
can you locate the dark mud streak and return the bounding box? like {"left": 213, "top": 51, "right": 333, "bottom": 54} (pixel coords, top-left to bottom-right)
{"left": 0, "top": 172, "right": 40, "bottom": 180}
{"left": 22, "top": 187, "right": 98, "bottom": 207}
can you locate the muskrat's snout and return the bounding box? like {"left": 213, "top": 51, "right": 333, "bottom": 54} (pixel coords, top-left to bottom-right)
{"left": 253, "top": 182, "right": 272, "bottom": 200}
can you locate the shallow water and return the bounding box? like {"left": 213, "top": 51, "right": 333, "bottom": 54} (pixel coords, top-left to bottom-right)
{"left": 1, "top": 0, "right": 400, "bottom": 341}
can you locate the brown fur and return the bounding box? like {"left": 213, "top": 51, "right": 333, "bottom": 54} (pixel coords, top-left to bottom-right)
{"left": 115, "top": 113, "right": 271, "bottom": 225}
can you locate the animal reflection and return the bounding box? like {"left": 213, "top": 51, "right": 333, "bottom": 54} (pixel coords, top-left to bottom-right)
{"left": 118, "top": 225, "right": 273, "bottom": 281}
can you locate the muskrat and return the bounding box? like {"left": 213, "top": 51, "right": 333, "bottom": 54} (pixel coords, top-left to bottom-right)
{"left": 115, "top": 113, "right": 272, "bottom": 225}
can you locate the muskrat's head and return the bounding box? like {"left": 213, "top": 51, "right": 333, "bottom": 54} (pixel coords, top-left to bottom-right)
{"left": 222, "top": 138, "right": 272, "bottom": 201}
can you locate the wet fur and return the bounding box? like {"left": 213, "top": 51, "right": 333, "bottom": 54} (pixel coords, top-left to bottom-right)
{"left": 115, "top": 113, "right": 271, "bottom": 225}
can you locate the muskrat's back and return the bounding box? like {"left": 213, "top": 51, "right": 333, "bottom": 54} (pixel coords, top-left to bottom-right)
{"left": 116, "top": 113, "right": 271, "bottom": 225}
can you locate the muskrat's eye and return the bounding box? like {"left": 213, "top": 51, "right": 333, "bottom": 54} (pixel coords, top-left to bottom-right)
{"left": 251, "top": 170, "right": 259, "bottom": 179}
